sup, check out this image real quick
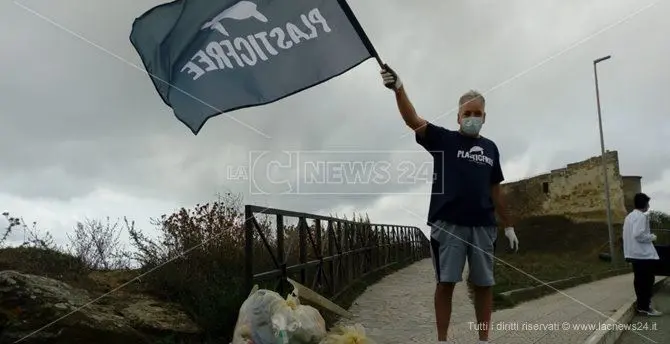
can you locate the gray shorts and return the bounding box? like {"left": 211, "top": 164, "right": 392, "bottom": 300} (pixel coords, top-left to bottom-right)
{"left": 429, "top": 220, "right": 497, "bottom": 286}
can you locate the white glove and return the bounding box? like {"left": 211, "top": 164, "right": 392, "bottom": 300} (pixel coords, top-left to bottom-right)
{"left": 380, "top": 64, "right": 402, "bottom": 90}
{"left": 504, "top": 227, "right": 519, "bottom": 252}
{"left": 651, "top": 234, "right": 657, "bottom": 242}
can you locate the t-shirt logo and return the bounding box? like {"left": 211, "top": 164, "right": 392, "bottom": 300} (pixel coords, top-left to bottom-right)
{"left": 469, "top": 146, "right": 484, "bottom": 155}
{"left": 456, "top": 145, "right": 494, "bottom": 166}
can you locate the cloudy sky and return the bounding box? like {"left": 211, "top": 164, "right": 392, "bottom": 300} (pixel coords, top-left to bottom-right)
{"left": 1, "top": 0, "right": 668, "bottom": 246}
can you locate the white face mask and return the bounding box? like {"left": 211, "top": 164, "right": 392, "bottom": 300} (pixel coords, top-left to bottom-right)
{"left": 460, "top": 116, "right": 483, "bottom": 136}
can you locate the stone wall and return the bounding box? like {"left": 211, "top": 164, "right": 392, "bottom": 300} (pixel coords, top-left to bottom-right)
{"left": 501, "top": 151, "right": 634, "bottom": 224}
{"left": 622, "top": 176, "right": 642, "bottom": 213}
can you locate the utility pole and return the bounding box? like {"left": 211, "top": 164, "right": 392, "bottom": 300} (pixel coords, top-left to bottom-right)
{"left": 593, "top": 55, "right": 618, "bottom": 266}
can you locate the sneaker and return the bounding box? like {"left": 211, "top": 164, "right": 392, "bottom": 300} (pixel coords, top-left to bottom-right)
{"left": 637, "top": 308, "right": 663, "bottom": 316}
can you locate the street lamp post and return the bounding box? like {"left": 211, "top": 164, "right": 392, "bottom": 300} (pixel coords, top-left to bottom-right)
{"left": 593, "top": 55, "right": 617, "bottom": 265}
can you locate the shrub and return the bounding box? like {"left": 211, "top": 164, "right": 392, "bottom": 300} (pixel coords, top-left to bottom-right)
{"left": 124, "top": 195, "right": 378, "bottom": 341}
{"left": 649, "top": 210, "right": 670, "bottom": 244}
{"left": 0, "top": 213, "right": 88, "bottom": 279}
{"left": 67, "top": 217, "right": 129, "bottom": 270}
{"left": 649, "top": 210, "right": 670, "bottom": 228}
{"left": 1, "top": 213, "right": 60, "bottom": 251}
{"left": 126, "top": 192, "right": 267, "bottom": 341}
{"left": 0, "top": 212, "right": 19, "bottom": 247}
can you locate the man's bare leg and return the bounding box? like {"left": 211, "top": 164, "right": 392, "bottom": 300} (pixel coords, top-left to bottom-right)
{"left": 473, "top": 285, "right": 493, "bottom": 341}
{"left": 435, "top": 282, "right": 455, "bottom": 341}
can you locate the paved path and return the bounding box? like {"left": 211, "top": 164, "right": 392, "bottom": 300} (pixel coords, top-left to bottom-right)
{"left": 336, "top": 259, "right": 663, "bottom": 344}
{"left": 617, "top": 280, "right": 670, "bottom": 344}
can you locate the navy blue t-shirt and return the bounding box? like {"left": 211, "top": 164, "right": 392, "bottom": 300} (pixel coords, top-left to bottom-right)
{"left": 416, "top": 122, "right": 504, "bottom": 227}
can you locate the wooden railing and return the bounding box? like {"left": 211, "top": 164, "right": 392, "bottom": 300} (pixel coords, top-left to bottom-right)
{"left": 244, "top": 205, "right": 430, "bottom": 298}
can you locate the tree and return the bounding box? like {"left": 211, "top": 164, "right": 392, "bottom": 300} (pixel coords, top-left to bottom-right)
{"left": 649, "top": 210, "right": 670, "bottom": 229}
{"left": 67, "top": 217, "right": 127, "bottom": 270}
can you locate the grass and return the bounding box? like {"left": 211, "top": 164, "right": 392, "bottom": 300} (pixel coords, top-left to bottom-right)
{"left": 0, "top": 246, "right": 97, "bottom": 291}
{"left": 478, "top": 215, "right": 633, "bottom": 309}
{"left": 492, "top": 252, "right": 617, "bottom": 295}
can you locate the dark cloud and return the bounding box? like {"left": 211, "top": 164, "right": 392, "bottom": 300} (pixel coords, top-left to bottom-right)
{"left": 1, "top": 0, "right": 668, "bottom": 238}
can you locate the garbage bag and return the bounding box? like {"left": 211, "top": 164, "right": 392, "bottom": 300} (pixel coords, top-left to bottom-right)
{"left": 231, "top": 284, "right": 328, "bottom": 344}
{"left": 231, "top": 286, "right": 297, "bottom": 344}
{"left": 270, "top": 296, "right": 300, "bottom": 343}
{"left": 285, "top": 293, "right": 327, "bottom": 343}
{"left": 320, "top": 324, "right": 376, "bottom": 344}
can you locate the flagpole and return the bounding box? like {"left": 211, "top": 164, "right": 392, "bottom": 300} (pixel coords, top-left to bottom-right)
{"left": 373, "top": 55, "right": 384, "bottom": 68}
{"left": 336, "top": 0, "right": 384, "bottom": 68}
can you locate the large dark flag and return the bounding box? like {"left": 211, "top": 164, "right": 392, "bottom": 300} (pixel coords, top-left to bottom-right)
{"left": 130, "top": 0, "right": 379, "bottom": 134}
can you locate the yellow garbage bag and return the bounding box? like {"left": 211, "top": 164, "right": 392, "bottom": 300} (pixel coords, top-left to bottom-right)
{"left": 320, "top": 324, "right": 376, "bottom": 344}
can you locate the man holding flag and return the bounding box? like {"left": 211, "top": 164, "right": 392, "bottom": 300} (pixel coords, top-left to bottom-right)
{"left": 132, "top": 0, "right": 519, "bottom": 341}
{"left": 381, "top": 65, "right": 519, "bottom": 344}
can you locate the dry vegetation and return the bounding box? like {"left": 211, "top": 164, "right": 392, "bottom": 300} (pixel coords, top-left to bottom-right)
{"left": 2, "top": 201, "right": 669, "bottom": 341}
{"left": 0, "top": 193, "right": 377, "bottom": 342}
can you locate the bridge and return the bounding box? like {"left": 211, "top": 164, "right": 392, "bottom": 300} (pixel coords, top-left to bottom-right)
{"left": 244, "top": 205, "right": 668, "bottom": 344}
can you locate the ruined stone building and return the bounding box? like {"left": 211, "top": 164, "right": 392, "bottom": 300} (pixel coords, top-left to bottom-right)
{"left": 501, "top": 151, "right": 642, "bottom": 224}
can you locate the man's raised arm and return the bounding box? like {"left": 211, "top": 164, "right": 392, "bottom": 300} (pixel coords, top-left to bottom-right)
{"left": 381, "top": 65, "right": 428, "bottom": 137}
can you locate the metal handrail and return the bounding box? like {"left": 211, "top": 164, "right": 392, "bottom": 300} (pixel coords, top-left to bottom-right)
{"left": 244, "top": 205, "right": 431, "bottom": 297}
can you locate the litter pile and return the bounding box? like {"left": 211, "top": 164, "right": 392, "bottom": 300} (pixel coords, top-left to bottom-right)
{"left": 231, "top": 278, "right": 376, "bottom": 344}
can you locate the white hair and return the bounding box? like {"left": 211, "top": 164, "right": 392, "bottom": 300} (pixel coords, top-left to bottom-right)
{"left": 458, "top": 90, "right": 485, "bottom": 107}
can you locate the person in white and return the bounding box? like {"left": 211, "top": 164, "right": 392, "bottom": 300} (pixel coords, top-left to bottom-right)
{"left": 622, "top": 192, "right": 662, "bottom": 316}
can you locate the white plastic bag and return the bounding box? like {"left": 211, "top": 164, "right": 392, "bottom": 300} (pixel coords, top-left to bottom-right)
{"left": 269, "top": 296, "right": 300, "bottom": 344}
{"left": 231, "top": 286, "right": 291, "bottom": 344}
{"left": 285, "top": 294, "right": 327, "bottom": 343}
{"left": 230, "top": 280, "right": 341, "bottom": 344}
{"left": 320, "top": 324, "right": 376, "bottom": 344}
